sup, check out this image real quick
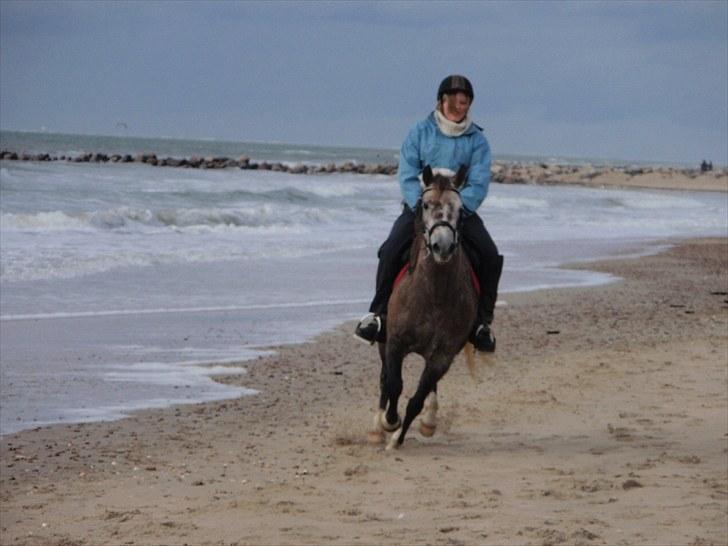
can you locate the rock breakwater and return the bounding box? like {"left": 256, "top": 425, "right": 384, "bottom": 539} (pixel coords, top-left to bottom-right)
{"left": 1, "top": 149, "right": 725, "bottom": 190}
{"left": 0, "top": 150, "right": 398, "bottom": 175}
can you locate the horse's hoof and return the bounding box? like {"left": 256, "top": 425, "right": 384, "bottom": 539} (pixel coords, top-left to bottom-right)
{"left": 419, "top": 421, "right": 436, "bottom": 437}
{"left": 379, "top": 413, "right": 401, "bottom": 433}
{"left": 367, "top": 430, "right": 385, "bottom": 444}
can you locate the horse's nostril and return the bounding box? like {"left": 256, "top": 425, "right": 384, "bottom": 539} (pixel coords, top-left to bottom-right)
{"left": 432, "top": 243, "right": 441, "bottom": 253}
{"left": 449, "top": 244, "right": 456, "bottom": 254}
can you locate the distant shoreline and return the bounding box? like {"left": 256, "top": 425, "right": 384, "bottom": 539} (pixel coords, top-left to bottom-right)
{"left": 2, "top": 148, "right": 726, "bottom": 192}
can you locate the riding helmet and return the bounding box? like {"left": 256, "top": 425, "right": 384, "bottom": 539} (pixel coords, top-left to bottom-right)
{"left": 437, "top": 75, "right": 474, "bottom": 101}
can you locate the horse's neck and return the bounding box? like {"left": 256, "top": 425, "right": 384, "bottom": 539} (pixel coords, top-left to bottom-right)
{"left": 412, "top": 235, "right": 467, "bottom": 298}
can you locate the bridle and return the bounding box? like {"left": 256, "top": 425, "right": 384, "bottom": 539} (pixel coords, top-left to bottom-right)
{"left": 421, "top": 186, "right": 461, "bottom": 254}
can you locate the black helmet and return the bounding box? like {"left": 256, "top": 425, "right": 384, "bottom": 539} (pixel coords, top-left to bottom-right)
{"left": 437, "top": 75, "right": 474, "bottom": 101}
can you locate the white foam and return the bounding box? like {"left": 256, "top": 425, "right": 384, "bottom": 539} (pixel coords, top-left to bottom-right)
{"left": 488, "top": 196, "right": 550, "bottom": 210}
{"left": 102, "top": 360, "right": 252, "bottom": 386}
{"left": 0, "top": 298, "right": 371, "bottom": 322}
{"left": 1, "top": 211, "right": 93, "bottom": 232}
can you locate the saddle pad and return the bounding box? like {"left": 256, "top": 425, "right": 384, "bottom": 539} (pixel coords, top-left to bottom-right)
{"left": 393, "top": 263, "right": 480, "bottom": 296}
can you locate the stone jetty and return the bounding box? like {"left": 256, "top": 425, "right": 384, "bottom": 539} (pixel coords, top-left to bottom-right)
{"left": 0, "top": 149, "right": 398, "bottom": 176}
{"left": 1, "top": 149, "right": 725, "bottom": 191}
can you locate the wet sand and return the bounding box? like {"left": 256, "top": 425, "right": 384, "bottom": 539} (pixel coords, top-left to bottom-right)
{"left": 1, "top": 238, "right": 727, "bottom": 545}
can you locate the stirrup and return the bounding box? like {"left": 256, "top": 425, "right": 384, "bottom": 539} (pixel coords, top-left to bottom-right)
{"left": 353, "top": 313, "right": 382, "bottom": 345}
{"left": 473, "top": 323, "right": 496, "bottom": 353}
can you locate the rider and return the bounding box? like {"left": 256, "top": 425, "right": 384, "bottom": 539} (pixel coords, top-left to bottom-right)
{"left": 355, "top": 75, "right": 503, "bottom": 352}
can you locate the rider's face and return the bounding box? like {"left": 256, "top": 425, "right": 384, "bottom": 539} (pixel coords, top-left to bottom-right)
{"left": 441, "top": 92, "right": 471, "bottom": 123}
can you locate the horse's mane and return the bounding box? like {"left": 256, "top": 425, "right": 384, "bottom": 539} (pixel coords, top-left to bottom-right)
{"left": 430, "top": 176, "right": 454, "bottom": 194}
{"left": 410, "top": 202, "right": 425, "bottom": 274}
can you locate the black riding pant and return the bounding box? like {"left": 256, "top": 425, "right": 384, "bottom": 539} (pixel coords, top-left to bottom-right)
{"left": 369, "top": 206, "right": 503, "bottom": 323}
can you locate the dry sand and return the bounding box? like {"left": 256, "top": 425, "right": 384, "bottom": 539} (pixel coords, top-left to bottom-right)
{"left": 1, "top": 238, "right": 727, "bottom": 546}
{"left": 491, "top": 163, "right": 728, "bottom": 193}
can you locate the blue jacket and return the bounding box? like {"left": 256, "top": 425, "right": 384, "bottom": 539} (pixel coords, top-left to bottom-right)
{"left": 398, "top": 112, "right": 491, "bottom": 214}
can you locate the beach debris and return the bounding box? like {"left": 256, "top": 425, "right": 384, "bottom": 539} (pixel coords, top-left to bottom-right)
{"left": 343, "top": 464, "right": 368, "bottom": 477}
{"left": 622, "top": 479, "right": 643, "bottom": 490}
{"left": 573, "top": 528, "right": 600, "bottom": 541}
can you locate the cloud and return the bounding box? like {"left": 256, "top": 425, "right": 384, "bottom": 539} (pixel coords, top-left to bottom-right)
{"left": 1, "top": 0, "right": 725, "bottom": 163}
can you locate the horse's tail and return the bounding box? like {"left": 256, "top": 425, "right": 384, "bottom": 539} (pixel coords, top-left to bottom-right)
{"left": 462, "top": 342, "right": 495, "bottom": 382}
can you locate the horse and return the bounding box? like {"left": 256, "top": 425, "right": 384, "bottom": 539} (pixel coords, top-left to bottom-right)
{"left": 369, "top": 165, "right": 479, "bottom": 450}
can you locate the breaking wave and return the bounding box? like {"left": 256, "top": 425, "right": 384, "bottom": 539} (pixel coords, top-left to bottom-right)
{"left": 1, "top": 205, "right": 335, "bottom": 233}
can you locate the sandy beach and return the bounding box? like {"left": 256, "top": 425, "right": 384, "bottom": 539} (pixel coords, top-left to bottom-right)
{"left": 490, "top": 163, "right": 728, "bottom": 193}
{"left": 1, "top": 234, "right": 726, "bottom": 546}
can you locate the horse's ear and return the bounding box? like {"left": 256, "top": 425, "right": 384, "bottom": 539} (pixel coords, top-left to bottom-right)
{"left": 421, "top": 165, "right": 434, "bottom": 188}
{"left": 454, "top": 165, "right": 468, "bottom": 189}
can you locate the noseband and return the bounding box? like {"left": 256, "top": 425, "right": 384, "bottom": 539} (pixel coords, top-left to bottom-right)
{"left": 421, "top": 186, "right": 461, "bottom": 254}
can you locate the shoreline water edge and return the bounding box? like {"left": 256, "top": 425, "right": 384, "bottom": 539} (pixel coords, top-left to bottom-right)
{"left": 1, "top": 136, "right": 727, "bottom": 437}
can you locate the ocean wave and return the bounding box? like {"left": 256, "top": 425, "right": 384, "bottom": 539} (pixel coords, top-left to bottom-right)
{"left": 0, "top": 211, "right": 94, "bottom": 232}
{"left": 141, "top": 183, "right": 358, "bottom": 205}
{"left": 1, "top": 205, "right": 336, "bottom": 233}
{"left": 0, "top": 235, "right": 366, "bottom": 282}
{"left": 488, "top": 196, "right": 550, "bottom": 210}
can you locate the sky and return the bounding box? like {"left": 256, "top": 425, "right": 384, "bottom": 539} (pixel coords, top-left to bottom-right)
{"left": 1, "top": 0, "right": 726, "bottom": 165}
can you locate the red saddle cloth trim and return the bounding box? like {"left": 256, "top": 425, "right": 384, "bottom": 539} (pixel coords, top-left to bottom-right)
{"left": 393, "top": 264, "right": 480, "bottom": 296}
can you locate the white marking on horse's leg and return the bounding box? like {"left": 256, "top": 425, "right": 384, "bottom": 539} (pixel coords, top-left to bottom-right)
{"left": 373, "top": 410, "right": 385, "bottom": 431}
{"left": 385, "top": 429, "right": 402, "bottom": 451}
{"left": 419, "top": 391, "right": 438, "bottom": 437}
{"left": 379, "top": 411, "right": 401, "bottom": 432}
{"left": 368, "top": 410, "right": 385, "bottom": 444}
{"left": 463, "top": 342, "right": 482, "bottom": 381}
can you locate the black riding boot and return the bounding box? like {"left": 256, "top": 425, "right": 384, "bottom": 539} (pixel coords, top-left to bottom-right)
{"left": 471, "top": 253, "right": 504, "bottom": 352}
{"left": 472, "top": 308, "right": 496, "bottom": 352}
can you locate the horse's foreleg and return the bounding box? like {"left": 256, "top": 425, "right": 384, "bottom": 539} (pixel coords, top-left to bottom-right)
{"left": 368, "top": 342, "right": 389, "bottom": 444}
{"left": 368, "top": 343, "right": 402, "bottom": 444}
{"left": 387, "top": 363, "right": 449, "bottom": 450}
{"left": 383, "top": 344, "right": 404, "bottom": 432}
{"left": 377, "top": 341, "right": 387, "bottom": 411}
{"left": 419, "top": 387, "right": 438, "bottom": 437}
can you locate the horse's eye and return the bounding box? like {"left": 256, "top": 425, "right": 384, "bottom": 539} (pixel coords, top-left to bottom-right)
{"left": 422, "top": 203, "right": 429, "bottom": 211}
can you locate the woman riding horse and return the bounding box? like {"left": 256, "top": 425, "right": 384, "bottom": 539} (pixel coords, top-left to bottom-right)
{"left": 372, "top": 165, "right": 481, "bottom": 449}
{"left": 355, "top": 75, "right": 503, "bottom": 351}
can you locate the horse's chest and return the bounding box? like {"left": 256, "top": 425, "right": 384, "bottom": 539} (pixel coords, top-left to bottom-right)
{"left": 401, "top": 301, "right": 474, "bottom": 353}
{"left": 389, "top": 261, "right": 477, "bottom": 355}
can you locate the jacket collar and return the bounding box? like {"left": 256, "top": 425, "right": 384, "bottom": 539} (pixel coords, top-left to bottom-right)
{"left": 428, "top": 111, "right": 482, "bottom": 135}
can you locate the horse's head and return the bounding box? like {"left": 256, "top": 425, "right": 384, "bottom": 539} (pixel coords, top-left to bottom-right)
{"left": 419, "top": 165, "right": 467, "bottom": 264}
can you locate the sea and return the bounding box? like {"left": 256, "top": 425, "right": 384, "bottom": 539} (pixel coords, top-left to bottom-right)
{"left": 1, "top": 131, "right": 726, "bottom": 435}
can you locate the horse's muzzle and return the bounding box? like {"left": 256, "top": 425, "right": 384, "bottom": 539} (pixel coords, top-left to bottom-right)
{"left": 429, "top": 233, "right": 457, "bottom": 264}
{"left": 426, "top": 221, "right": 459, "bottom": 263}
{"left": 432, "top": 245, "right": 456, "bottom": 263}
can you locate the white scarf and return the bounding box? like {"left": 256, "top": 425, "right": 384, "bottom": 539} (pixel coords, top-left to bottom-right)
{"left": 434, "top": 107, "right": 472, "bottom": 137}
